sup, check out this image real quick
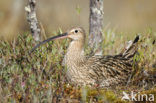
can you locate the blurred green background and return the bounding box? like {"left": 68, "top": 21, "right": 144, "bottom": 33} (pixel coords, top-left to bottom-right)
{"left": 0, "top": 0, "right": 156, "bottom": 40}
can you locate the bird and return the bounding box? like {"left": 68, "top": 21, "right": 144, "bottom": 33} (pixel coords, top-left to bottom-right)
{"left": 31, "top": 27, "right": 139, "bottom": 87}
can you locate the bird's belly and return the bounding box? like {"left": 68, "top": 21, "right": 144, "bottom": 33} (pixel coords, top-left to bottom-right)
{"left": 66, "top": 66, "right": 95, "bottom": 86}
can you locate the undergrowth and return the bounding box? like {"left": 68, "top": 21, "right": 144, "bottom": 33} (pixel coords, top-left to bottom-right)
{"left": 0, "top": 29, "right": 155, "bottom": 103}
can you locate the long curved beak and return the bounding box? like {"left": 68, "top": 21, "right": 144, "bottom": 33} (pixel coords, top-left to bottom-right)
{"left": 30, "top": 32, "right": 68, "bottom": 53}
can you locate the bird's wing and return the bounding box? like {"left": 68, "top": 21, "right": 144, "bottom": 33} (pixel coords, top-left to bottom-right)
{"left": 86, "top": 55, "right": 132, "bottom": 86}
{"left": 119, "top": 35, "right": 139, "bottom": 59}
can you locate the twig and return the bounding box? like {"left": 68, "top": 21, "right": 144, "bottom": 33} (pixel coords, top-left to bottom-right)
{"left": 40, "top": 22, "right": 47, "bottom": 39}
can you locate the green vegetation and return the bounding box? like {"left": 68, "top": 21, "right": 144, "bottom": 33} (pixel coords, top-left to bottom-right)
{"left": 0, "top": 29, "right": 155, "bottom": 103}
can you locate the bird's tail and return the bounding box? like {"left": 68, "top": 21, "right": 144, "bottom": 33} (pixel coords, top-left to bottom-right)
{"left": 119, "top": 35, "right": 139, "bottom": 59}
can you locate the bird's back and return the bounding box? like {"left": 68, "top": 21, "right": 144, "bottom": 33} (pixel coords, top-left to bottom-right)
{"left": 86, "top": 36, "right": 139, "bottom": 87}
{"left": 86, "top": 55, "right": 133, "bottom": 87}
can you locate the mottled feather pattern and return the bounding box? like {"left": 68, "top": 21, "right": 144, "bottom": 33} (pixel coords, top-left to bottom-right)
{"left": 62, "top": 28, "right": 139, "bottom": 87}
{"left": 86, "top": 55, "right": 132, "bottom": 87}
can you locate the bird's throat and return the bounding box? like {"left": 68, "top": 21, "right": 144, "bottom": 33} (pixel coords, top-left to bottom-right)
{"left": 64, "top": 40, "right": 85, "bottom": 67}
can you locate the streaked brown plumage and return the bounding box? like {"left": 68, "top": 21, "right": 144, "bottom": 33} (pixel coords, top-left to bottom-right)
{"left": 31, "top": 27, "right": 139, "bottom": 87}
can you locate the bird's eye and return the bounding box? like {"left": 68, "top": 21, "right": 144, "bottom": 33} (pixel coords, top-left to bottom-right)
{"left": 75, "top": 30, "right": 78, "bottom": 33}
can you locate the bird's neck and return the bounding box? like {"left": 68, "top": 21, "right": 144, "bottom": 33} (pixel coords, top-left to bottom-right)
{"left": 64, "top": 40, "right": 85, "bottom": 67}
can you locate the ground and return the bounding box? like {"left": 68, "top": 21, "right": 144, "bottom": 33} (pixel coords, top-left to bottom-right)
{"left": 0, "top": 29, "right": 155, "bottom": 103}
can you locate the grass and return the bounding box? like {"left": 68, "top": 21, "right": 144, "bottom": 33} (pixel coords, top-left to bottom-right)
{"left": 0, "top": 29, "right": 155, "bottom": 103}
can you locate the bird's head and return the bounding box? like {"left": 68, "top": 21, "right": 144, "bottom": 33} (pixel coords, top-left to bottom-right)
{"left": 66, "top": 27, "right": 86, "bottom": 41}
{"left": 30, "top": 27, "right": 86, "bottom": 52}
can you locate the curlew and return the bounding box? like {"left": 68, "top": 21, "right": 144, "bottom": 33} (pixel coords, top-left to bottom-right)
{"left": 31, "top": 27, "right": 139, "bottom": 87}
